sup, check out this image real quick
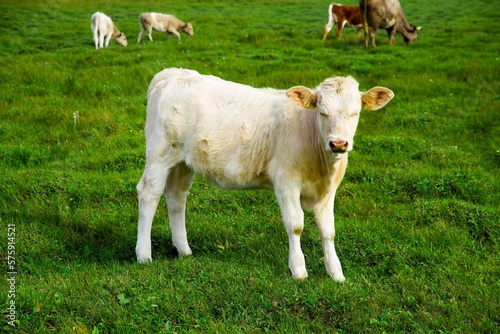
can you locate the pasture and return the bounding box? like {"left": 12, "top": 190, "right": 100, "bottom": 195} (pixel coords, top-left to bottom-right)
{"left": 1, "top": 0, "right": 498, "bottom": 332}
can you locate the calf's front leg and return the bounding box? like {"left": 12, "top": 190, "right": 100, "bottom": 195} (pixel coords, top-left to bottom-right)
{"left": 314, "top": 197, "right": 345, "bottom": 282}
{"left": 387, "top": 26, "right": 397, "bottom": 45}
{"left": 275, "top": 185, "right": 307, "bottom": 280}
{"left": 168, "top": 29, "right": 181, "bottom": 41}
{"left": 147, "top": 27, "right": 154, "bottom": 41}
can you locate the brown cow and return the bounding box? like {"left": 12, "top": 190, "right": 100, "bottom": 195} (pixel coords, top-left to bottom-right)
{"left": 360, "top": 0, "right": 420, "bottom": 48}
{"left": 323, "top": 3, "right": 363, "bottom": 40}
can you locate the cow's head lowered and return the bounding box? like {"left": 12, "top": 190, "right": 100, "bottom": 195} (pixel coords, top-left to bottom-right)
{"left": 402, "top": 25, "right": 421, "bottom": 44}
{"left": 286, "top": 76, "right": 394, "bottom": 157}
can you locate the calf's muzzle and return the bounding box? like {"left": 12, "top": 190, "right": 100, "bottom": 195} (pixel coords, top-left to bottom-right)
{"left": 329, "top": 140, "right": 348, "bottom": 153}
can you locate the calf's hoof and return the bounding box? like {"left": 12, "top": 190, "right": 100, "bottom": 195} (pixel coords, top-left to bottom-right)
{"left": 331, "top": 273, "right": 346, "bottom": 282}
{"left": 136, "top": 254, "right": 152, "bottom": 264}
{"left": 176, "top": 247, "right": 193, "bottom": 257}
{"left": 290, "top": 268, "right": 308, "bottom": 281}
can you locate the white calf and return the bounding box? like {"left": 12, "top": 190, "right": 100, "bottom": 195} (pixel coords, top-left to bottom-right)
{"left": 90, "top": 12, "right": 128, "bottom": 49}
{"left": 137, "top": 13, "right": 194, "bottom": 43}
{"left": 136, "top": 68, "right": 394, "bottom": 281}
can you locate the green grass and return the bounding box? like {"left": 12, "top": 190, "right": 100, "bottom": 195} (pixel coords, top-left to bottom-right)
{"left": 1, "top": 0, "right": 499, "bottom": 332}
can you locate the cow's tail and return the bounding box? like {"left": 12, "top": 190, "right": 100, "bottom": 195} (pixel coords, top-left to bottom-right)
{"left": 328, "top": 4, "right": 335, "bottom": 23}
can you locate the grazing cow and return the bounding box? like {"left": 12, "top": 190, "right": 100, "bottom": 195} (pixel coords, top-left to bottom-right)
{"left": 323, "top": 3, "right": 363, "bottom": 41}
{"left": 360, "top": 0, "right": 420, "bottom": 48}
{"left": 137, "top": 13, "right": 194, "bottom": 43}
{"left": 136, "top": 68, "right": 394, "bottom": 281}
{"left": 90, "top": 12, "right": 128, "bottom": 49}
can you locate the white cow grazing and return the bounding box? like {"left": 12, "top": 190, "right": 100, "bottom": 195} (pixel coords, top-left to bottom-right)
{"left": 136, "top": 68, "right": 394, "bottom": 281}
{"left": 137, "top": 13, "right": 194, "bottom": 43}
{"left": 90, "top": 12, "right": 128, "bottom": 49}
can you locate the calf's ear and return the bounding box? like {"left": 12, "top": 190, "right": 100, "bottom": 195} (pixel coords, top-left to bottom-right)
{"left": 286, "top": 86, "right": 317, "bottom": 109}
{"left": 361, "top": 87, "right": 394, "bottom": 110}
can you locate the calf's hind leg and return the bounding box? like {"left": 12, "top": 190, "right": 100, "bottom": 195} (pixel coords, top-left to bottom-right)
{"left": 92, "top": 29, "right": 99, "bottom": 49}
{"left": 98, "top": 33, "right": 105, "bottom": 48}
{"left": 165, "top": 163, "right": 195, "bottom": 257}
{"left": 136, "top": 158, "right": 172, "bottom": 263}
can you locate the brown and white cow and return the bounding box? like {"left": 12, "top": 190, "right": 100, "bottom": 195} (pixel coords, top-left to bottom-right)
{"left": 360, "top": 0, "right": 420, "bottom": 48}
{"left": 323, "top": 3, "right": 363, "bottom": 41}
{"left": 136, "top": 68, "right": 394, "bottom": 281}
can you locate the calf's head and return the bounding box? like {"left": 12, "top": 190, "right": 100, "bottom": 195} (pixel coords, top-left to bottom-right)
{"left": 286, "top": 76, "right": 394, "bottom": 156}
{"left": 115, "top": 32, "right": 128, "bottom": 46}
{"left": 182, "top": 23, "right": 194, "bottom": 36}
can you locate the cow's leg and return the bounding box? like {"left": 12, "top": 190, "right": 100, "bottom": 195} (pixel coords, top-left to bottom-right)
{"left": 137, "top": 27, "right": 144, "bottom": 43}
{"left": 93, "top": 30, "right": 99, "bottom": 49}
{"left": 147, "top": 27, "right": 153, "bottom": 41}
{"left": 165, "top": 163, "right": 195, "bottom": 257}
{"left": 363, "top": 22, "right": 370, "bottom": 49}
{"left": 337, "top": 20, "right": 348, "bottom": 39}
{"left": 167, "top": 29, "right": 181, "bottom": 41}
{"left": 369, "top": 27, "right": 377, "bottom": 48}
{"left": 323, "top": 21, "right": 333, "bottom": 41}
{"left": 275, "top": 185, "right": 307, "bottom": 280}
{"left": 104, "top": 34, "right": 111, "bottom": 48}
{"left": 136, "top": 158, "right": 172, "bottom": 263}
{"left": 336, "top": 24, "right": 342, "bottom": 39}
{"left": 98, "top": 33, "right": 105, "bottom": 48}
{"left": 387, "top": 27, "right": 396, "bottom": 45}
{"left": 314, "top": 197, "right": 345, "bottom": 282}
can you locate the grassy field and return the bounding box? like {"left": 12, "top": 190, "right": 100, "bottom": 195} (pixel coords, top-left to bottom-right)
{"left": 1, "top": 0, "right": 499, "bottom": 332}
